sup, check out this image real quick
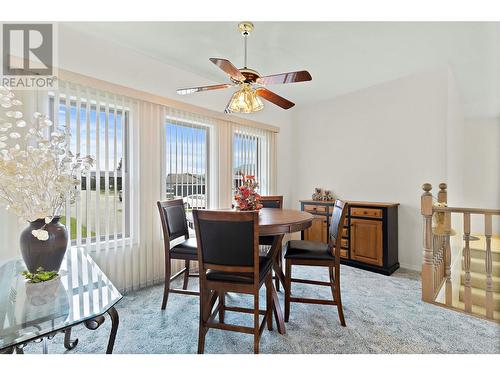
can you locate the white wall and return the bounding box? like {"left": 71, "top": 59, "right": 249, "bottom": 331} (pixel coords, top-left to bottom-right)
{"left": 462, "top": 117, "right": 500, "bottom": 233}
{"left": 291, "top": 69, "right": 462, "bottom": 270}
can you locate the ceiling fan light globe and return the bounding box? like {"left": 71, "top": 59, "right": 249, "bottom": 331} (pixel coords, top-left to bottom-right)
{"left": 228, "top": 84, "right": 263, "bottom": 113}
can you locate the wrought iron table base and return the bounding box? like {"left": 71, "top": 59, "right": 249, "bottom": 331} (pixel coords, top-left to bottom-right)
{"left": 2, "top": 306, "right": 119, "bottom": 354}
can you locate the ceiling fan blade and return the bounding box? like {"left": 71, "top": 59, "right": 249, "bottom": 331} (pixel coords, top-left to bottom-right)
{"left": 176, "top": 83, "right": 234, "bottom": 95}
{"left": 209, "top": 58, "right": 246, "bottom": 82}
{"left": 256, "top": 88, "right": 295, "bottom": 109}
{"left": 256, "top": 70, "right": 312, "bottom": 85}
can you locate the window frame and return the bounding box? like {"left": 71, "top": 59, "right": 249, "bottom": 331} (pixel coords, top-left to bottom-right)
{"left": 161, "top": 118, "right": 211, "bottom": 210}
{"left": 49, "top": 96, "right": 131, "bottom": 246}
{"left": 232, "top": 129, "right": 265, "bottom": 196}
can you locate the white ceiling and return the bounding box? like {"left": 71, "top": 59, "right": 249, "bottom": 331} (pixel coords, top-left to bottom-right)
{"left": 62, "top": 22, "right": 500, "bottom": 116}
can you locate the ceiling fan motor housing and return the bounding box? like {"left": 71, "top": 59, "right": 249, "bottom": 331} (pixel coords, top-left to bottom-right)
{"left": 231, "top": 68, "right": 260, "bottom": 84}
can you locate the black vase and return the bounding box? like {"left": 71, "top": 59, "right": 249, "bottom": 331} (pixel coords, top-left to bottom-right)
{"left": 20, "top": 217, "right": 68, "bottom": 273}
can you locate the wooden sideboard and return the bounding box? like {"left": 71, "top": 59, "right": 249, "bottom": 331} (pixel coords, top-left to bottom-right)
{"left": 300, "top": 200, "right": 399, "bottom": 275}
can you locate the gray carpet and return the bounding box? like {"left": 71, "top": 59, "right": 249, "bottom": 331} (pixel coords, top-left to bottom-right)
{"left": 23, "top": 265, "right": 500, "bottom": 354}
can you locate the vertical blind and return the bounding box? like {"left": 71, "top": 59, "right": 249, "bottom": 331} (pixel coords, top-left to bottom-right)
{"left": 232, "top": 124, "right": 276, "bottom": 197}
{"left": 164, "top": 108, "right": 212, "bottom": 210}
{"left": 54, "top": 82, "right": 130, "bottom": 249}
{"left": 53, "top": 81, "right": 139, "bottom": 292}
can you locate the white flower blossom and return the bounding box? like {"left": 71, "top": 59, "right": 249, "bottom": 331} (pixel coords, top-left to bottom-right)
{"left": 31, "top": 229, "right": 49, "bottom": 241}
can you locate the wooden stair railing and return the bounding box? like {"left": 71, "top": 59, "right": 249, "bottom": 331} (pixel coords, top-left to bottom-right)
{"left": 421, "top": 183, "right": 500, "bottom": 321}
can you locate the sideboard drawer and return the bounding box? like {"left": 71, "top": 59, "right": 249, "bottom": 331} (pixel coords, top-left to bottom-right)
{"left": 341, "top": 227, "right": 348, "bottom": 238}
{"left": 351, "top": 207, "right": 383, "bottom": 219}
{"left": 341, "top": 238, "right": 349, "bottom": 248}
{"left": 303, "top": 204, "right": 328, "bottom": 214}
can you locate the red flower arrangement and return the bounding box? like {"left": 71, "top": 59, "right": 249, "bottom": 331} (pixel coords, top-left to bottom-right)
{"left": 234, "top": 175, "right": 263, "bottom": 211}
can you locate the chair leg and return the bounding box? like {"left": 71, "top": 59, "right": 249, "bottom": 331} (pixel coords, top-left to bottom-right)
{"left": 265, "top": 274, "right": 273, "bottom": 331}
{"left": 161, "top": 256, "right": 171, "bottom": 310}
{"left": 218, "top": 292, "right": 225, "bottom": 324}
{"left": 274, "top": 248, "right": 282, "bottom": 292}
{"left": 182, "top": 260, "right": 190, "bottom": 290}
{"left": 253, "top": 293, "right": 260, "bottom": 354}
{"left": 330, "top": 266, "right": 346, "bottom": 327}
{"left": 197, "top": 287, "right": 208, "bottom": 354}
{"left": 285, "top": 259, "right": 292, "bottom": 322}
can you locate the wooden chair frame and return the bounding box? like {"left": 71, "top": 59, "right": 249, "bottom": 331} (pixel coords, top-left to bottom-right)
{"left": 157, "top": 199, "right": 200, "bottom": 310}
{"left": 193, "top": 210, "right": 274, "bottom": 354}
{"left": 260, "top": 195, "right": 284, "bottom": 209}
{"left": 259, "top": 195, "right": 284, "bottom": 291}
{"left": 284, "top": 200, "right": 348, "bottom": 326}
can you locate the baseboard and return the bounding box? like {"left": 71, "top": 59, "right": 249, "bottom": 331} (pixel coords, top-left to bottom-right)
{"left": 399, "top": 262, "right": 421, "bottom": 272}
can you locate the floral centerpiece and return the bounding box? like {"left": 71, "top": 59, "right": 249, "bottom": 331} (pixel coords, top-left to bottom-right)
{"left": 0, "top": 86, "right": 93, "bottom": 274}
{"left": 234, "top": 175, "right": 263, "bottom": 211}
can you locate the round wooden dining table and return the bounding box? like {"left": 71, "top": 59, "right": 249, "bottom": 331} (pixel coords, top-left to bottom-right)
{"left": 257, "top": 208, "right": 313, "bottom": 334}
{"left": 258, "top": 208, "right": 314, "bottom": 236}
{"left": 187, "top": 207, "right": 313, "bottom": 334}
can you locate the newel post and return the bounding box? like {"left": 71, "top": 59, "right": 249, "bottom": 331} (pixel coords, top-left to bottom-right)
{"left": 421, "top": 183, "right": 434, "bottom": 302}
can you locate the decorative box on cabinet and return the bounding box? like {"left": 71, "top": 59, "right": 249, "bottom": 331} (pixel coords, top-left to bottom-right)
{"left": 300, "top": 200, "right": 399, "bottom": 275}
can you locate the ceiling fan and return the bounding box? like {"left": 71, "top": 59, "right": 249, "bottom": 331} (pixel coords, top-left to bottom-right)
{"left": 176, "top": 22, "right": 312, "bottom": 113}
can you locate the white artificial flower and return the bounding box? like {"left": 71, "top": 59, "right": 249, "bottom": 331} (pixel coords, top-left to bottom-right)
{"left": 31, "top": 229, "right": 49, "bottom": 241}
{"left": 44, "top": 217, "right": 52, "bottom": 224}
{"left": 6, "top": 111, "right": 22, "bottom": 119}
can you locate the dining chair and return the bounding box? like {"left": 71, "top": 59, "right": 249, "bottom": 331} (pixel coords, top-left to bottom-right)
{"left": 193, "top": 209, "right": 274, "bottom": 354}
{"left": 259, "top": 195, "right": 284, "bottom": 291}
{"left": 284, "top": 199, "right": 348, "bottom": 326}
{"left": 157, "top": 199, "right": 199, "bottom": 310}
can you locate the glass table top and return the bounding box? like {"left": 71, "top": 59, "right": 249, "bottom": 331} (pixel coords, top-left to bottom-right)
{"left": 0, "top": 247, "right": 122, "bottom": 350}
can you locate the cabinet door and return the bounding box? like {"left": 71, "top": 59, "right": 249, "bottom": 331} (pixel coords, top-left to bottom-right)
{"left": 304, "top": 215, "right": 328, "bottom": 243}
{"left": 350, "top": 218, "right": 383, "bottom": 266}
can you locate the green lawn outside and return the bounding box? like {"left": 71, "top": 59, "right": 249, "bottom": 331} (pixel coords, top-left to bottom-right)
{"left": 60, "top": 217, "right": 96, "bottom": 240}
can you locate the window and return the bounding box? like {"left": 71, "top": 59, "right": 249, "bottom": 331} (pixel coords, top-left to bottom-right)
{"left": 164, "top": 120, "right": 209, "bottom": 210}
{"left": 232, "top": 126, "right": 272, "bottom": 198}
{"left": 50, "top": 95, "right": 130, "bottom": 244}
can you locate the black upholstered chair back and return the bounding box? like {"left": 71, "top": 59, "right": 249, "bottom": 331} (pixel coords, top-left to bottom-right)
{"left": 193, "top": 210, "right": 259, "bottom": 269}
{"left": 260, "top": 195, "right": 283, "bottom": 209}
{"left": 157, "top": 199, "right": 189, "bottom": 242}
{"left": 329, "top": 200, "right": 348, "bottom": 259}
